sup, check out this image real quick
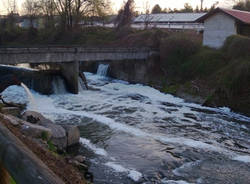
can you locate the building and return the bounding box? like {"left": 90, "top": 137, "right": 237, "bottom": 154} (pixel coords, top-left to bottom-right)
{"left": 18, "top": 18, "right": 39, "bottom": 29}
{"left": 133, "top": 13, "right": 206, "bottom": 30}
{"left": 197, "top": 8, "right": 250, "bottom": 48}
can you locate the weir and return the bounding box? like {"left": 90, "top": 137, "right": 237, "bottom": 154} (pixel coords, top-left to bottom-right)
{"left": 0, "top": 47, "right": 157, "bottom": 94}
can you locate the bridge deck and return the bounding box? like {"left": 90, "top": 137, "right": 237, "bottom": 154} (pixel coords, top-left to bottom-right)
{"left": 0, "top": 47, "right": 156, "bottom": 64}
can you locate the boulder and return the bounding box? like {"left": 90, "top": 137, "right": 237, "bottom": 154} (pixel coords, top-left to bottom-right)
{"left": 22, "top": 111, "right": 67, "bottom": 150}
{"left": 62, "top": 125, "right": 80, "bottom": 147}
{"left": 21, "top": 123, "right": 52, "bottom": 139}
{"left": 22, "top": 111, "right": 48, "bottom": 124}
{"left": 42, "top": 122, "right": 67, "bottom": 150}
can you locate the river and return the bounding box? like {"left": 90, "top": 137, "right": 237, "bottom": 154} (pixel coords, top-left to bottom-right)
{"left": 2, "top": 70, "right": 250, "bottom": 184}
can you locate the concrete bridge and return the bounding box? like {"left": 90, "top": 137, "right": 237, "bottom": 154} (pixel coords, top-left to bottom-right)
{"left": 0, "top": 47, "right": 157, "bottom": 94}
{"left": 0, "top": 47, "right": 153, "bottom": 64}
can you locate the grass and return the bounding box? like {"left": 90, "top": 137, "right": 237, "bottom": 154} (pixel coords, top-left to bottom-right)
{"left": 47, "top": 140, "right": 57, "bottom": 153}
{"left": 162, "top": 84, "right": 179, "bottom": 95}
{"left": 41, "top": 131, "right": 49, "bottom": 141}
{"left": 10, "top": 176, "right": 16, "bottom": 184}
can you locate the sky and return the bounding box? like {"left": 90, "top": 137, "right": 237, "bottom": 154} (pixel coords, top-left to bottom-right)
{"left": 0, "top": 0, "right": 233, "bottom": 14}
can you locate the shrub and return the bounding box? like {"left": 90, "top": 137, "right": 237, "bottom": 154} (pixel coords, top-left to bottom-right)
{"left": 160, "top": 33, "right": 201, "bottom": 80}
{"left": 218, "top": 58, "right": 250, "bottom": 94}
{"left": 223, "top": 35, "right": 250, "bottom": 59}
{"left": 183, "top": 47, "right": 226, "bottom": 79}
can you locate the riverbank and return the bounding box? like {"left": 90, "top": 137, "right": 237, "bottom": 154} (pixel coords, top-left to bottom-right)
{"left": 0, "top": 104, "right": 88, "bottom": 184}
{"left": 159, "top": 34, "right": 250, "bottom": 116}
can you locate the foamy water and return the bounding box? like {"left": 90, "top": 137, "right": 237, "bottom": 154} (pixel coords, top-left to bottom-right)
{"left": 2, "top": 72, "right": 250, "bottom": 184}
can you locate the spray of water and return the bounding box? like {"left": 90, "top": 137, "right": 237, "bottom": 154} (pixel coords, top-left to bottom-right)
{"left": 21, "top": 83, "right": 36, "bottom": 110}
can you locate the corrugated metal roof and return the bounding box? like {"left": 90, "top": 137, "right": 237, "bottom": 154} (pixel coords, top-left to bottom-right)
{"left": 197, "top": 8, "right": 250, "bottom": 24}
{"left": 221, "top": 8, "right": 250, "bottom": 24}
{"left": 134, "top": 13, "right": 206, "bottom": 23}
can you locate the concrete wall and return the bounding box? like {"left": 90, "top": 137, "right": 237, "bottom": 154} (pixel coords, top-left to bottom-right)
{"left": 0, "top": 122, "right": 64, "bottom": 184}
{"left": 203, "top": 12, "right": 237, "bottom": 48}
{"left": 80, "top": 54, "right": 164, "bottom": 87}
{"left": 60, "top": 62, "right": 79, "bottom": 94}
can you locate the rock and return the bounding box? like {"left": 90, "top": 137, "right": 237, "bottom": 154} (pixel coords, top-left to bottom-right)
{"left": 1, "top": 107, "right": 21, "bottom": 117}
{"left": 62, "top": 125, "right": 80, "bottom": 147}
{"left": 22, "top": 111, "right": 67, "bottom": 150}
{"left": 69, "top": 160, "right": 88, "bottom": 170}
{"left": 0, "top": 114, "right": 20, "bottom": 126}
{"left": 74, "top": 155, "right": 86, "bottom": 163}
{"left": 42, "top": 122, "right": 67, "bottom": 150}
{"left": 22, "top": 111, "right": 48, "bottom": 124}
{"left": 21, "top": 123, "right": 52, "bottom": 139}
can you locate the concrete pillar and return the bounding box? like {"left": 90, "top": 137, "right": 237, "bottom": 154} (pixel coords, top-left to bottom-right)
{"left": 60, "top": 61, "right": 79, "bottom": 94}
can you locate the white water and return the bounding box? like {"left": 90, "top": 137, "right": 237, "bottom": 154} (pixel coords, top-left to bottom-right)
{"left": 97, "top": 64, "right": 109, "bottom": 76}
{"left": 52, "top": 77, "right": 67, "bottom": 94}
{"left": 3, "top": 72, "right": 250, "bottom": 184}
{"left": 21, "top": 83, "right": 36, "bottom": 110}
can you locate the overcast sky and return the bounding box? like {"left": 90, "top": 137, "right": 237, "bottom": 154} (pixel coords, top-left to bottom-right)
{"left": 0, "top": 0, "right": 233, "bottom": 14}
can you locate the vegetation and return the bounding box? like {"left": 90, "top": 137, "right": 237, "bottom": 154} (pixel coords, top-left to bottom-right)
{"left": 47, "top": 140, "right": 57, "bottom": 152}
{"left": 41, "top": 131, "right": 49, "bottom": 141}
{"left": 10, "top": 176, "right": 16, "bottom": 184}
{"left": 159, "top": 34, "right": 250, "bottom": 114}
{"left": 151, "top": 4, "right": 162, "bottom": 14}
{"left": 115, "top": 0, "right": 135, "bottom": 31}
{"left": 233, "top": 0, "right": 250, "bottom": 11}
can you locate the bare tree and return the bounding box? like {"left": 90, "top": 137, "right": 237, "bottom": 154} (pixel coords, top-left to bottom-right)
{"left": 143, "top": 1, "right": 153, "bottom": 29}
{"left": 38, "top": 0, "right": 57, "bottom": 29}
{"left": 23, "top": 0, "right": 41, "bottom": 28}
{"left": 53, "top": 0, "right": 111, "bottom": 30}
{"left": 6, "top": 0, "right": 18, "bottom": 14}
{"left": 115, "top": 0, "right": 135, "bottom": 30}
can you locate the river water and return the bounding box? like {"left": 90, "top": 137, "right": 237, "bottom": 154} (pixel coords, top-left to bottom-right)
{"left": 2, "top": 71, "right": 250, "bottom": 184}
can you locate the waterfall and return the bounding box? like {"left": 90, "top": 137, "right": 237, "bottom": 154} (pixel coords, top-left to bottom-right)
{"left": 78, "top": 77, "right": 85, "bottom": 93}
{"left": 97, "top": 64, "right": 109, "bottom": 76}
{"left": 52, "top": 76, "right": 67, "bottom": 94}
{"left": 21, "top": 83, "right": 36, "bottom": 109}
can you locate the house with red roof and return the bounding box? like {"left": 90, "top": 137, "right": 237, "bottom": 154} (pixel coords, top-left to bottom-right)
{"left": 197, "top": 7, "right": 250, "bottom": 48}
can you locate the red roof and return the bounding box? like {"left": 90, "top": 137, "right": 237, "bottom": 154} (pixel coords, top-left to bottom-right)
{"left": 197, "top": 8, "right": 250, "bottom": 24}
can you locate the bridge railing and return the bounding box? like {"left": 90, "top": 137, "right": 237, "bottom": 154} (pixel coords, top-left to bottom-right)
{"left": 0, "top": 47, "right": 153, "bottom": 54}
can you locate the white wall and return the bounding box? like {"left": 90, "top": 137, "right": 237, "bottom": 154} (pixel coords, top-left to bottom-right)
{"left": 203, "top": 12, "right": 237, "bottom": 48}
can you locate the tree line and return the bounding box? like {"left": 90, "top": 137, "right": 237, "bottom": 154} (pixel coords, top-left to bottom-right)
{"left": 1, "top": 0, "right": 250, "bottom": 35}
{"left": 1, "top": 0, "right": 112, "bottom": 31}
{"left": 151, "top": 0, "right": 250, "bottom": 14}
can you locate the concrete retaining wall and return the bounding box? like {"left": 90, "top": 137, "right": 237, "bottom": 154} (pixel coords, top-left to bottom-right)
{"left": 0, "top": 122, "right": 64, "bottom": 184}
